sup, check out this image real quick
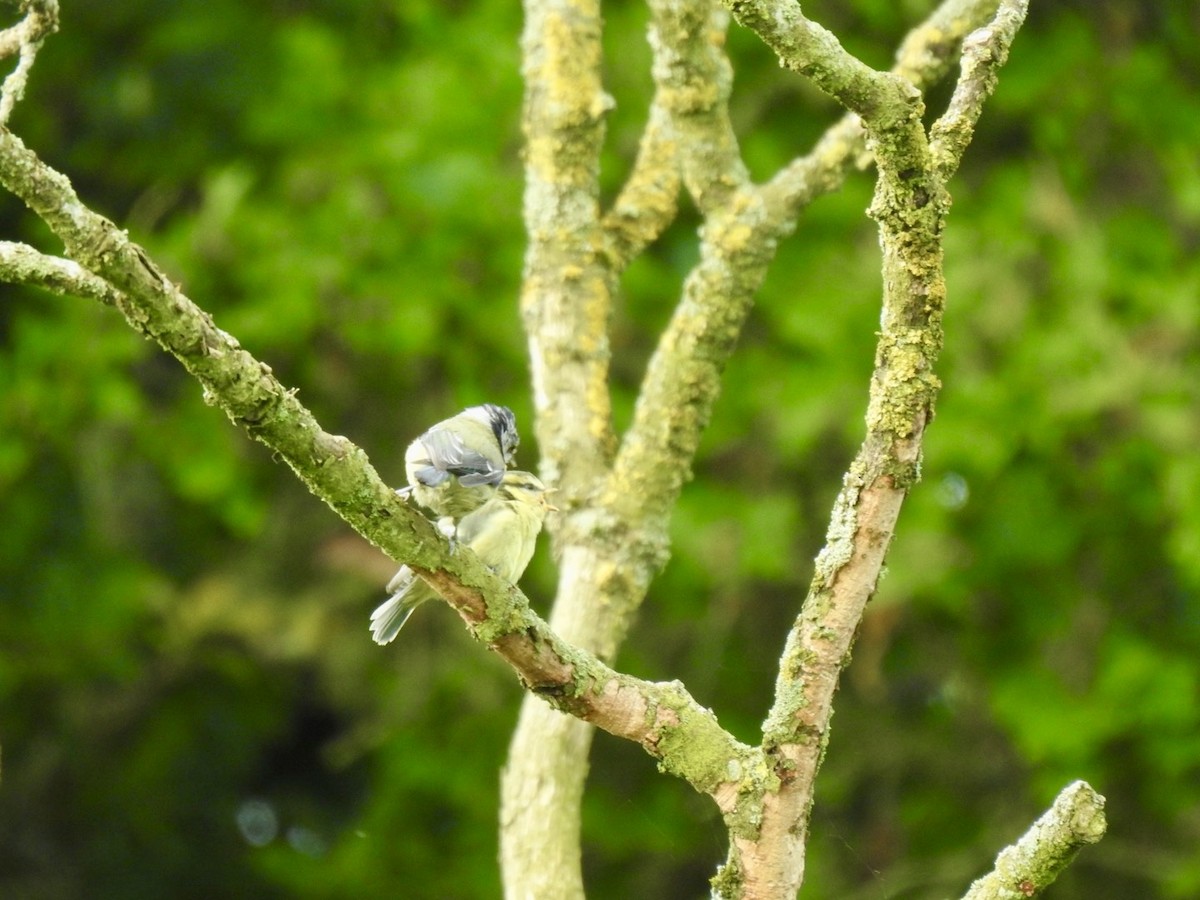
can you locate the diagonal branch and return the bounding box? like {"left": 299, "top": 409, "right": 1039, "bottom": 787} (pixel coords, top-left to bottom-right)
{"left": 601, "top": 0, "right": 751, "bottom": 266}
{"left": 0, "top": 124, "right": 434, "bottom": 563}
{"left": 894, "top": 0, "right": 1002, "bottom": 90}
{"left": 600, "top": 97, "right": 681, "bottom": 272}
{"left": 420, "top": 562, "right": 757, "bottom": 804}
{"left": 0, "top": 0, "right": 58, "bottom": 124}
{"left": 0, "top": 119, "right": 756, "bottom": 812}
{"left": 594, "top": 0, "right": 761, "bottom": 649}
{"left": 930, "top": 0, "right": 1030, "bottom": 179}
{"left": 960, "top": 781, "right": 1107, "bottom": 900}
{"left": 603, "top": 190, "right": 783, "bottom": 646}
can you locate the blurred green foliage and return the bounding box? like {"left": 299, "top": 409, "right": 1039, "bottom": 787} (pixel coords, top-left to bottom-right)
{"left": 0, "top": 0, "right": 1197, "bottom": 897}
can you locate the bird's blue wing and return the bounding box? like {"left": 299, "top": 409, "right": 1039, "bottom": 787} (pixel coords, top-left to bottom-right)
{"left": 414, "top": 429, "right": 504, "bottom": 487}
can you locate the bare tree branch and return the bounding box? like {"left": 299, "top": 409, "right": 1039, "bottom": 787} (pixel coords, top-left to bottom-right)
{"left": 707, "top": 0, "right": 1028, "bottom": 893}
{"left": 419, "top": 565, "right": 757, "bottom": 802}
{"left": 931, "top": 0, "right": 1030, "bottom": 179}
{"left": 0, "top": 0, "right": 57, "bottom": 124}
{"left": 0, "top": 125, "right": 435, "bottom": 563}
{"left": 719, "top": 0, "right": 915, "bottom": 131}
{"left": 761, "top": 114, "right": 867, "bottom": 224}
{"left": 960, "top": 781, "right": 1107, "bottom": 900}
{"left": 601, "top": 98, "right": 680, "bottom": 271}
{"left": 506, "top": 0, "right": 1037, "bottom": 895}
{"left": 519, "top": 0, "right": 615, "bottom": 498}
{"left": 649, "top": 0, "right": 748, "bottom": 212}
{"left": 506, "top": 0, "right": 620, "bottom": 893}
{"left": 0, "top": 240, "right": 121, "bottom": 304}
{"left": 763, "top": 0, "right": 1005, "bottom": 220}
{"left": 599, "top": 0, "right": 751, "bottom": 266}
{"left": 0, "top": 119, "right": 757, "bottom": 820}
{"left": 894, "top": 0, "right": 1002, "bottom": 90}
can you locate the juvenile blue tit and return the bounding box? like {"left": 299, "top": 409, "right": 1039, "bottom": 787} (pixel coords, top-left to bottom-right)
{"left": 371, "top": 470, "right": 555, "bottom": 644}
{"left": 402, "top": 404, "right": 520, "bottom": 520}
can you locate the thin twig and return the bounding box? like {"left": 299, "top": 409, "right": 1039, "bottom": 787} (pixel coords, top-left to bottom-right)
{"left": 600, "top": 98, "right": 681, "bottom": 272}
{"left": 718, "top": 0, "right": 915, "bottom": 131}
{"left": 0, "top": 0, "right": 59, "bottom": 124}
{"left": 0, "top": 240, "right": 122, "bottom": 304}
{"left": 763, "top": 0, "right": 1006, "bottom": 221}
{"left": 930, "top": 0, "right": 1030, "bottom": 179}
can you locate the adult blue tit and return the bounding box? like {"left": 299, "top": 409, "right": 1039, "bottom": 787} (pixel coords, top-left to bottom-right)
{"left": 371, "top": 470, "right": 554, "bottom": 644}
{"left": 402, "top": 404, "right": 519, "bottom": 520}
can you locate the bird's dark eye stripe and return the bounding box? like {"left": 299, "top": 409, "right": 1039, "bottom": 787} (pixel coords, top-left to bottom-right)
{"left": 485, "top": 404, "right": 516, "bottom": 449}
{"left": 501, "top": 477, "right": 543, "bottom": 497}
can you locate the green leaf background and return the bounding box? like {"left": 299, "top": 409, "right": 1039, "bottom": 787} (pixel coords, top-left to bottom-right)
{"left": 1, "top": 1, "right": 1197, "bottom": 897}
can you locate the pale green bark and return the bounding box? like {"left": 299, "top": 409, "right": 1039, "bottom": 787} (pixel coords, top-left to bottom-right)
{"left": 962, "top": 781, "right": 1107, "bottom": 900}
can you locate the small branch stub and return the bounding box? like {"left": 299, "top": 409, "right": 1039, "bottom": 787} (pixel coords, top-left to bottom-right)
{"left": 961, "top": 781, "right": 1107, "bottom": 900}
